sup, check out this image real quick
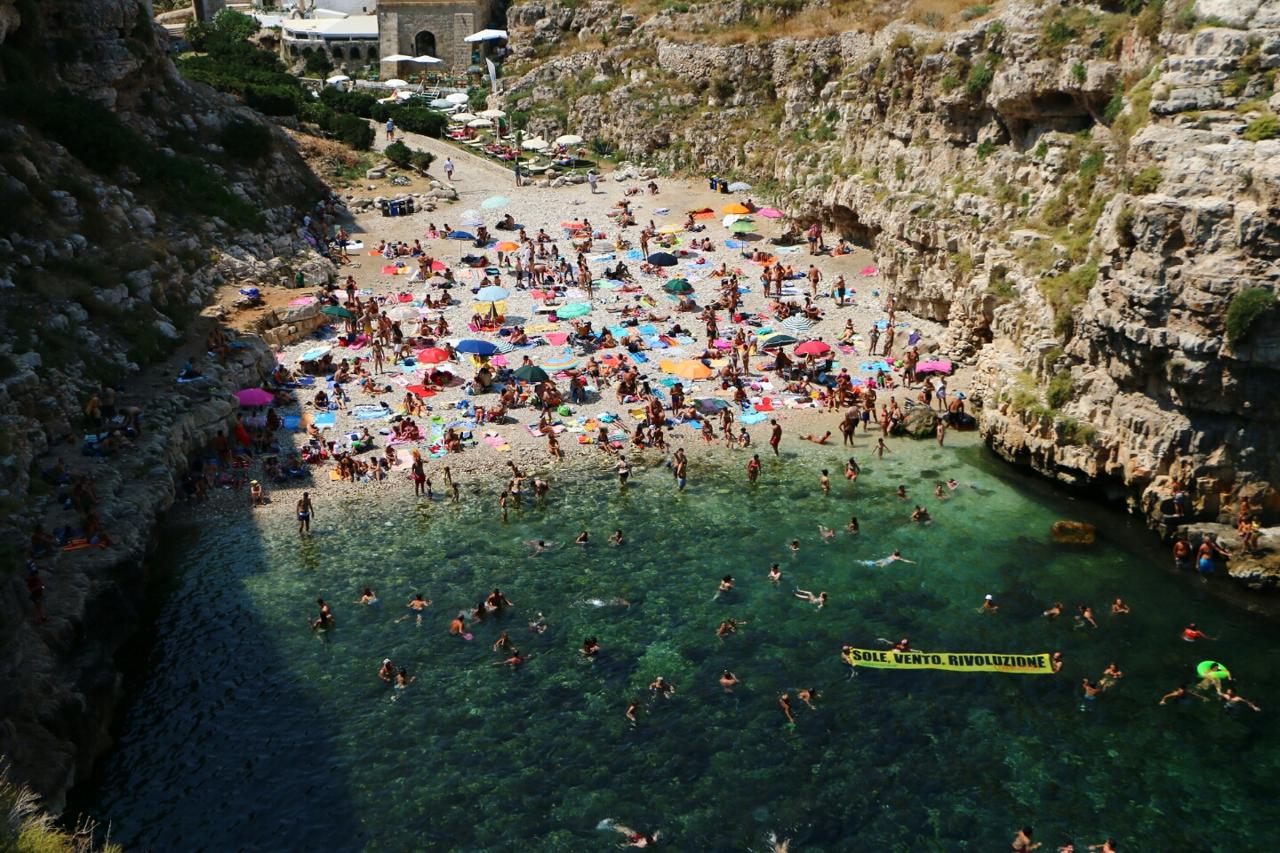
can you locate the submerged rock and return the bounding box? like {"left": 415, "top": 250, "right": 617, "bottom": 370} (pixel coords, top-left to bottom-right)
{"left": 1051, "top": 521, "right": 1096, "bottom": 545}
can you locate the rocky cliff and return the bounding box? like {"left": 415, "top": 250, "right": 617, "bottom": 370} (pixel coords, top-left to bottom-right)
{"left": 501, "top": 0, "right": 1280, "bottom": 573}
{"left": 0, "top": 0, "right": 329, "bottom": 807}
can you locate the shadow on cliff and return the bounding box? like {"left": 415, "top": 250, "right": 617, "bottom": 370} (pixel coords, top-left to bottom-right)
{"left": 67, "top": 505, "right": 369, "bottom": 851}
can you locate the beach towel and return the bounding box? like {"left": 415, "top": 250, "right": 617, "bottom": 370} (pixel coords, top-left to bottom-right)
{"left": 628, "top": 352, "right": 648, "bottom": 364}
{"left": 282, "top": 415, "right": 302, "bottom": 431}
{"left": 313, "top": 412, "right": 337, "bottom": 427}
{"left": 545, "top": 332, "right": 570, "bottom": 345}
{"left": 740, "top": 412, "right": 768, "bottom": 425}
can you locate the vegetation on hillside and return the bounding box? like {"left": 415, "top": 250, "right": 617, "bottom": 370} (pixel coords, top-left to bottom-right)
{"left": 0, "top": 767, "right": 122, "bottom": 853}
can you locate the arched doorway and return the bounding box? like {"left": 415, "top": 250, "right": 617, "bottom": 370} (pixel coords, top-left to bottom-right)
{"left": 414, "top": 31, "right": 436, "bottom": 57}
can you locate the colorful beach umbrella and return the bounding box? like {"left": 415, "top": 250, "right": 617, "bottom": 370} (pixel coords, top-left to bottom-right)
{"left": 758, "top": 207, "right": 785, "bottom": 219}
{"left": 660, "top": 359, "right": 713, "bottom": 380}
{"left": 448, "top": 230, "right": 475, "bottom": 240}
{"left": 664, "top": 278, "right": 693, "bottom": 294}
{"left": 721, "top": 203, "right": 751, "bottom": 215}
{"left": 648, "top": 252, "right": 678, "bottom": 266}
{"left": 761, "top": 333, "right": 798, "bottom": 349}
{"left": 456, "top": 339, "right": 499, "bottom": 356}
{"left": 321, "top": 305, "right": 354, "bottom": 319}
{"left": 235, "top": 388, "right": 274, "bottom": 407}
{"left": 729, "top": 220, "right": 758, "bottom": 233}
{"left": 795, "top": 340, "right": 831, "bottom": 356}
{"left": 495, "top": 241, "right": 520, "bottom": 251}
{"left": 780, "top": 315, "right": 815, "bottom": 334}
{"left": 512, "top": 364, "right": 551, "bottom": 383}
{"left": 542, "top": 351, "right": 580, "bottom": 371}
{"left": 556, "top": 302, "right": 592, "bottom": 319}
{"left": 658, "top": 223, "right": 683, "bottom": 234}
{"left": 475, "top": 285, "right": 510, "bottom": 301}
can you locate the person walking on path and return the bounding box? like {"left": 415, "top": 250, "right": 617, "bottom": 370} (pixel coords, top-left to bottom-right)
{"left": 385, "top": 117, "right": 395, "bottom": 142}
{"left": 587, "top": 171, "right": 599, "bottom": 193}
{"left": 444, "top": 157, "right": 455, "bottom": 182}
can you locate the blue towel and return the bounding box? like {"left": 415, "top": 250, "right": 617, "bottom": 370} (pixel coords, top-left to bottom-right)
{"left": 740, "top": 412, "right": 768, "bottom": 425}
{"left": 313, "top": 412, "right": 337, "bottom": 427}
{"left": 675, "top": 335, "right": 696, "bottom": 346}
{"left": 638, "top": 324, "right": 658, "bottom": 336}
{"left": 643, "top": 336, "right": 666, "bottom": 349}
{"left": 628, "top": 351, "right": 648, "bottom": 364}
{"left": 282, "top": 416, "right": 301, "bottom": 430}
{"left": 625, "top": 249, "right": 644, "bottom": 261}
{"left": 354, "top": 408, "right": 388, "bottom": 420}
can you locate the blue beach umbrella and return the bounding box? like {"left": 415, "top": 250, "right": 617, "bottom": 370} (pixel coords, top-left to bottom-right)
{"left": 475, "top": 285, "right": 510, "bottom": 301}
{"left": 449, "top": 230, "right": 475, "bottom": 240}
{"left": 456, "top": 339, "right": 499, "bottom": 355}
{"left": 648, "top": 252, "right": 678, "bottom": 266}
{"left": 556, "top": 302, "right": 592, "bottom": 319}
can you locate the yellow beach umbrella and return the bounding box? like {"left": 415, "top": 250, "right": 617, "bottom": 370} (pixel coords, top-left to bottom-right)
{"left": 658, "top": 223, "right": 683, "bottom": 234}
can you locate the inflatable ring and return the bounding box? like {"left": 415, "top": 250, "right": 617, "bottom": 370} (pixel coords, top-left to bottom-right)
{"left": 1197, "top": 660, "right": 1230, "bottom": 680}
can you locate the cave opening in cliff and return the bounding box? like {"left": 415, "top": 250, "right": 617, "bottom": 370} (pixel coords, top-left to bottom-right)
{"left": 828, "top": 204, "right": 881, "bottom": 248}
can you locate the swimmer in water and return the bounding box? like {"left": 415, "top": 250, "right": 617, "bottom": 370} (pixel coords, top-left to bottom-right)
{"left": 1043, "top": 602, "right": 1064, "bottom": 620}
{"left": 493, "top": 631, "right": 514, "bottom": 653}
{"left": 650, "top": 676, "right": 676, "bottom": 697}
{"left": 581, "top": 636, "right": 601, "bottom": 657}
{"left": 847, "top": 516, "right": 860, "bottom": 534}
{"left": 934, "top": 482, "right": 947, "bottom": 499}
{"left": 719, "top": 670, "right": 740, "bottom": 692}
{"left": 779, "top": 692, "right": 796, "bottom": 724}
{"left": 1159, "top": 685, "right": 1208, "bottom": 705}
{"left": 378, "top": 658, "right": 395, "bottom": 682}
{"left": 311, "top": 598, "right": 335, "bottom": 631}
{"left": 716, "top": 575, "right": 734, "bottom": 597}
{"left": 891, "top": 637, "right": 912, "bottom": 652}
{"left": 1081, "top": 678, "right": 1103, "bottom": 700}
{"left": 610, "top": 528, "right": 625, "bottom": 546}
{"left": 1051, "top": 651, "right": 1064, "bottom": 673}
{"left": 1100, "top": 662, "right": 1124, "bottom": 687}
{"left": 604, "top": 822, "right": 659, "bottom": 848}
{"left": 716, "top": 618, "right": 745, "bottom": 638}
{"left": 947, "top": 478, "right": 959, "bottom": 490}
{"left": 357, "top": 587, "right": 378, "bottom": 605}
{"left": 793, "top": 589, "right": 827, "bottom": 609}
{"left": 818, "top": 524, "right": 836, "bottom": 540}
{"left": 485, "top": 588, "right": 514, "bottom": 613}
{"left": 396, "top": 593, "right": 432, "bottom": 625}
{"left": 863, "top": 549, "right": 915, "bottom": 566}
{"left": 800, "top": 431, "right": 832, "bottom": 445}
{"left": 575, "top": 529, "right": 590, "bottom": 545}
{"left": 1110, "top": 597, "right": 1130, "bottom": 615}
{"left": 820, "top": 469, "right": 830, "bottom": 494}
{"left": 768, "top": 563, "right": 782, "bottom": 583}
{"left": 844, "top": 457, "right": 860, "bottom": 482}
{"left": 767, "top": 832, "right": 791, "bottom": 853}
{"left": 980, "top": 594, "right": 999, "bottom": 613}
{"left": 394, "top": 667, "right": 415, "bottom": 689}
{"left": 449, "top": 612, "right": 467, "bottom": 636}
{"left": 526, "top": 539, "right": 558, "bottom": 555}
{"left": 910, "top": 505, "right": 931, "bottom": 523}
{"left": 625, "top": 700, "right": 640, "bottom": 724}
{"left": 789, "top": 539, "right": 800, "bottom": 553}
{"left": 1075, "top": 604, "right": 1098, "bottom": 629}
{"left": 1087, "top": 839, "right": 1118, "bottom": 853}
{"left": 1181, "top": 622, "right": 1215, "bottom": 642}
{"left": 528, "top": 613, "right": 548, "bottom": 634}
{"left": 1011, "top": 827, "right": 1041, "bottom": 852}
{"left": 492, "top": 650, "right": 531, "bottom": 668}
{"left": 798, "top": 688, "right": 819, "bottom": 709}
{"left": 896, "top": 485, "right": 908, "bottom": 501}
{"left": 1221, "top": 688, "right": 1261, "bottom": 712}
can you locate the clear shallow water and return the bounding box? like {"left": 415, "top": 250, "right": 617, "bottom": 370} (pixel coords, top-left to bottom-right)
{"left": 85, "top": 437, "right": 1279, "bottom": 851}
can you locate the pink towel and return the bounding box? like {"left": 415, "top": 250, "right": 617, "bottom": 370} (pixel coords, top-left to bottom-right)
{"left": 545, "top": 332, "right": 570, "bottom": 345}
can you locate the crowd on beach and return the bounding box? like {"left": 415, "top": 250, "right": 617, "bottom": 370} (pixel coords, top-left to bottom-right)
{"left": 19, "top": 165, "right": 1263, "bottom": 852}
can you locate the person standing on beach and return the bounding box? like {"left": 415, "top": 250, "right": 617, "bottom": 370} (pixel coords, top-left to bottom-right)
{"left": 614, "top": 455, "right": 631, "bottom": 487}
{"left": 587, "top": 170, "right": 599, "bottom": 193}
{"left": 769, "top": 420, "right": 782, "bottom": 457}
{"left": 297, "top": 492, "right": 314, "bottom": 535}
{"left": 444, "top": 157, "right": 455, "bottom": 182}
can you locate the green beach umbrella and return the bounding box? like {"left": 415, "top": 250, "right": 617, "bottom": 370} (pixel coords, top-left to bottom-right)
{"left": 729, "top": 220, "right": 758, "bottom": 233}
{"left": 664, "top": 278, "right": 694, "bottom": 294}
{"left": 513, "top": 364, "right": 551, "bottom": 383}
{"left": 321, "top": 305, "right": 355, "bottom": 319}
{"left": 557, "top": 302, "right": 592, "bottom": 319}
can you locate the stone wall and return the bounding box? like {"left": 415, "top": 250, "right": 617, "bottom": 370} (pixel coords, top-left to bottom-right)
{"left": 379, "top": 0, "right": 497, "bottom": 70}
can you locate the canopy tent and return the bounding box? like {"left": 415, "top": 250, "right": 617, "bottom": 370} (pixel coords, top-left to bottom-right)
{"left": 465, "top": 29, "right": 509, "bottom": 42}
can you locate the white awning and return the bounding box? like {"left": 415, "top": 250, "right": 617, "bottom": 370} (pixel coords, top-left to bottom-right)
{"left": 464, "top": 29, "right": 508, "bottom": 43}
{"left": 409, "top": 55, "right": 443, "bottom": 64}
{"left": 381, "top": 54, "right": 413, "bottom": 62}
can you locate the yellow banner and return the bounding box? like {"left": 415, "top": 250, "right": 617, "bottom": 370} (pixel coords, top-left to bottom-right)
{"left": 843, "top": 648, "right": 1054, "bottom": 675}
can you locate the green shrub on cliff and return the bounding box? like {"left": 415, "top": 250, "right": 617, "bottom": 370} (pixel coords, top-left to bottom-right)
{"left": 1243, "top": 114, "right": 1279, "bottom": 141}
{"left": 1129, "top": 165, "right": 1162, "bottom": 193}
{"left": 1225, "top": 288, "right": 1276, "bottom": 346}
{"left": 0, "top": 768, "right": 122, "bottom": 853}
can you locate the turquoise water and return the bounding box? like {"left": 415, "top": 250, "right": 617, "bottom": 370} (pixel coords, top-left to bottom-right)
{"left": 85, "top": 436, "right": 1279, "bottom": 851}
